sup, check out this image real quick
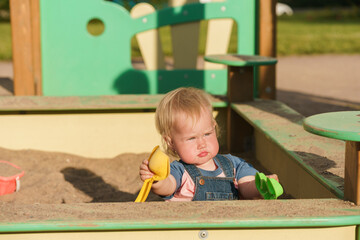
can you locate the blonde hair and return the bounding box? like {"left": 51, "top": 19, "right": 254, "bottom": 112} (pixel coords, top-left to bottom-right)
{"left": 155, "top": 87, "right": 216, "bottom": 157}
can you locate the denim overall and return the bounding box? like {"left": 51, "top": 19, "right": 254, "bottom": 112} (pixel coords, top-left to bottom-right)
{"left": 180, "top": 155, "right": 239, "bottom": 201}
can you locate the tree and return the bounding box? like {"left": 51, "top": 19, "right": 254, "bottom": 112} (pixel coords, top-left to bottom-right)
{"left": 0, "top": 0, "right": 9, "bottom": 11}
{"left": 280, "top": 0, "right": 360, "bottom": 8}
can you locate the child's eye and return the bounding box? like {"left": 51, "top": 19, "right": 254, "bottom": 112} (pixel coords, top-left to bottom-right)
{"left": 187, "top": 137, "right": 196, "bottom": 141}
{"left": 205, "top": 131, "right": 213, "bottom": 136}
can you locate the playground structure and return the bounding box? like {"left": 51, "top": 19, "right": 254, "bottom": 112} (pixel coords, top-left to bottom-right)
{"left": 1, "top": 0, "right": 360, "bottom": 239}
{"left": 10, "top": 0, "right": 276, "bottom": 98}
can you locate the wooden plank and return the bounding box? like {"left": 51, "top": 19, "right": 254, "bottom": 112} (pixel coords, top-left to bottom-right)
{"left": 345, "top": 141, "right": 360, "bottom": 205}
{"left": 0, "top": 226, "right": 356, "bottom": 240}
{"left": 0, "top": 112, "right": 160, "bottom": 157}
{"left": 169, "top": 0, "right": 200, "bottom": 69}
{"left": 0, "top": 95, "right": 227, "bottom": 112}
{"left": 131, "top": 3, "right": 166, "bottom": 70}
{"left": 258, "top": 0, "right": 276, "bottom": 99}
{"left": 1, "top": 199, "right": 360, "bottom": 228}
{"left": 232, "top": 99, "right": 345, "bottom": 199}
{"left": 30, "top": 0, "right": 42, "bottom": 95}
{"left": 254, "top": 128, "right": 337, "bottom": 199}
{"left": 10, "top": 0, "right": 36, "bottom": 95}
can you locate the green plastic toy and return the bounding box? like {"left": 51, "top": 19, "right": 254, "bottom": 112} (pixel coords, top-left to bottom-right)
{"left": 255, "top": 172, "right": 283, "bottom": 200}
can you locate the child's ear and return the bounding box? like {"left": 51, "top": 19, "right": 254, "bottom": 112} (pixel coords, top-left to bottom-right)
{"left": 163, "top": 135, "right": 173, "bottom": 149}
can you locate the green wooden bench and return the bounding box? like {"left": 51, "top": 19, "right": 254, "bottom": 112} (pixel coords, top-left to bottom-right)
{"left": 204, "top": 54, "right": 345, "bottom": 201}
{"left": 233, "top": 100, "right": 345, "bottom": 200}
{"left": 1, "top": 199, "right": 360, "bottom": 239}
{"left": 304, "top": 111, "right": 360, "bottom": 204}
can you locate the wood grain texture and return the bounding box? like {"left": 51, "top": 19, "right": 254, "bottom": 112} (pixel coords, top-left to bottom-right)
{"left": 10, "top": 0, "right": 36, "bottom": 95}
{"left": 345, "top": 141, "right": 360, "bottom": 205}
{"left": 259, "top": 0, "right": 276, "bottom": 99}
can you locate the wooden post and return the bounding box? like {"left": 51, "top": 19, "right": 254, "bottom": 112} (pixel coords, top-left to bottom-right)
{"left": 227, "top": 66, "right": 254, "bottom": 152}
{"left": 258, "top": 0, "right": 276, "bottom": 99}
{"left": 10, "top": 0, "right": 42, "bottom": 96}
{"left": 345, "top": 141, "right": 360, "bottom": 205}
{"left": 227, "top": 66, "right": 254, "bottom": 103}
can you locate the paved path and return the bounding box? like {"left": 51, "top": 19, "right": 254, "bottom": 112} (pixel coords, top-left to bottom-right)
{"left": 0, "top": 54, "right": 359, "bottom": 116}
{"left": 277, "top": 54, "right": 360, "bottom": 116}
{"left": 0, "top": 61, "right": 13, "bottom": 96}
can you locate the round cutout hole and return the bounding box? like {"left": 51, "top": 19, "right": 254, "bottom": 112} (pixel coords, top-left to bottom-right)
{"left": 87, "top": 18, "right": 105, "bottom": 36}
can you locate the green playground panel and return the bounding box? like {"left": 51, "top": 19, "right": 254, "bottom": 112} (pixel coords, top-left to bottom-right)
{"left": 40, "top": 0, "right": 258, "bottom": 96}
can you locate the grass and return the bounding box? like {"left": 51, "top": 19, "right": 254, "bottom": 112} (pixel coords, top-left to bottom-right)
{"left": 1, "top": 8, "right": 360, "bottom": 60}
{"left": 277, "top": 8, "right": 360, "bottom": 55}
{"left": 131, "top": 21, "right": 238, "bottom": 58}
{"left": 0, "top": 22, "right": 12, "bottom": 60}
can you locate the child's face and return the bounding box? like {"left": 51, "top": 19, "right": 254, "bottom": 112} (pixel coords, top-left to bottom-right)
{"left": 168, "top": 108, "right": 219, "bottom": 168}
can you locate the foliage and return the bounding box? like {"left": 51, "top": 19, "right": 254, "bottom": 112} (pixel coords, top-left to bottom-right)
{"left": 0, "top": 22, "right": 12, "bottom": 60}
{"left": 0, "top": 0, "right": 9, "bottom": 10}
{"left": 280, "top": 0, "right": 360, "bottom": 8}
{"left": 1, "top": 7, "right": 360, "bottom": 60}
{"left": 277, "top": 9, "right": 360, "bottom": 55}
{"left": 0, "top": 0, "right": 9, "bottom": 21}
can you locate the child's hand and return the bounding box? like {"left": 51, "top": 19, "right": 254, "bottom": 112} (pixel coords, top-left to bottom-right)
{"left": 267, "top": 174, "right": 279, "bottom": 182}
{"left": 139, "top": 159, "right": 154, "bottom": 182}
{"left": 139, "top": 158, "right": 176, "bottom": 197}
{"left": 237, "top": 173, "right": 280, "bottom": 199}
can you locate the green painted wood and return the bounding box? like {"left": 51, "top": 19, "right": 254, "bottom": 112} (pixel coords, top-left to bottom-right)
{"left": 204, "top": 54, "right": 277, "bottom": 67}
{"left": 0, "top": 199, "right": 359, "bottom": 233}
{"left": 231, "top": 99, "right": 345, "bottom": 199}
{"left": 304, "top": 111, "right": 360, "bottom": 142}
{"left": 0, "top": 95, "right": 227, "bottom": 112}
{"left": 40, "top": 0, "right": 257, "bottom": 96}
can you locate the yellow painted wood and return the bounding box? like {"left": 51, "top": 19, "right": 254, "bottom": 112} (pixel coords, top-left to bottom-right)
{"left": 255, "top": 129, "right": 337, "bottom": 199}
{"left": 169, "top": 0, "right": 200, "bottom": 69}
{"left": 0, "top": 226, "right": 355, "bottom": 240}
{"left": 131, "top": 3, "right": 166, "bottom": 70}
{"left": 204, "top": 0, "right": 233, "bottom": 70}
{"left": 0, "top": 110, "right": 221, "bottom": 158}
{"left": 231, "top": 100, "right": 345, "bottom": 199}
{"left": 204, "top": 18, "right": 233, "bottom": 69}
{"left": 0, "top": 113, "right": 160, "bottom": 158}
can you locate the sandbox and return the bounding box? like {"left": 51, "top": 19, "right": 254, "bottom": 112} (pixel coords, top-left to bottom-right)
{"left": 0, "top": 95, "right": 359, "bottom": 240}
{"left": 4, "top": 0, "right": 359, "bottom": 238}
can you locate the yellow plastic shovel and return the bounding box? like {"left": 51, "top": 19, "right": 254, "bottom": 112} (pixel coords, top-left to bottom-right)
{"left": 135, "top": 146, "right": 170, "bottom": 202}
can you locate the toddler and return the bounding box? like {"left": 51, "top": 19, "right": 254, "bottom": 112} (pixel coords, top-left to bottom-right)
{"left": 139, "top": 87, "right": 279, "bottom": 201}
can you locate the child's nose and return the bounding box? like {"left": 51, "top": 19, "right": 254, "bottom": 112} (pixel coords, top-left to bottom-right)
{"left": 197, "top": 137, "right": 206, "bottom": 148}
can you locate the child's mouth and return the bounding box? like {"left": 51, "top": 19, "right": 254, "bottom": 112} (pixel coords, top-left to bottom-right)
{"left": 198, "top": 151, "right": 208, "bottom": 157}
